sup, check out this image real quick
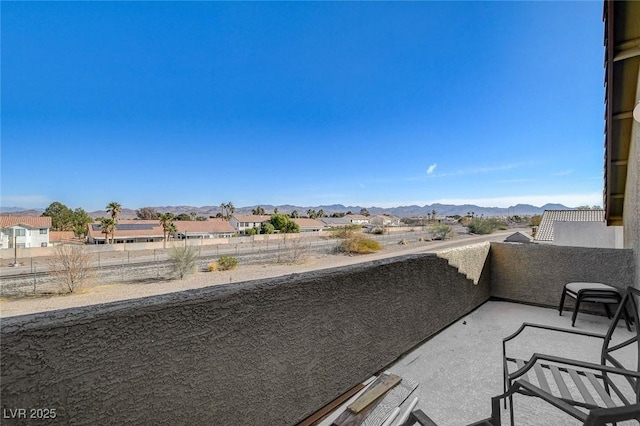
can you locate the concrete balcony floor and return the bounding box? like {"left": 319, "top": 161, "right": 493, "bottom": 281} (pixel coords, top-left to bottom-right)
{"left": 380, "top": 301, "right": 638, "bottom": 426}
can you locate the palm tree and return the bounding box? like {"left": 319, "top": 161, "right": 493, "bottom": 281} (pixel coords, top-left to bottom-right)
{"left": 317, "top": 209, "right": 325, "bottom": 218}
{"left": 99, "top": 217, "right": 116, "bottom": 244}
{"left": 220, "top": 202, "right": 235, "bottom": 219}
{"left": 106, "top": 201, "right": 122, "bottom": 221}
{"left": 158, "top": 213, "right": 176, "bottom": 248}
{"left": 290, "top": 210, "right": 299, "bottom": 218}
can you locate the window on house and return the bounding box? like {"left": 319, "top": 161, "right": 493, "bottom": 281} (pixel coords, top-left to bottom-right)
{"left": 41, "top": 242, "right": 48, "bottom": 247}
{"left": 40, "top": 228, "right": 48, "bottom": 234}
{"left": 16, "top": 243, "right": 26, "bottom": 248}
{"left": 14, "top": 229, "right": 26, "bottom": 236}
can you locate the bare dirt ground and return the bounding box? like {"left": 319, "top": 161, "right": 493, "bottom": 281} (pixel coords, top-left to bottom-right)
{"left": 0, "top": 231, "right": 514, "bottom": 318}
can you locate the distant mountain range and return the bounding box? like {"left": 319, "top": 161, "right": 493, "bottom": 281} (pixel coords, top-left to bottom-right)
{"left": 0, "top": 203, "right": 573, "bottom": 219}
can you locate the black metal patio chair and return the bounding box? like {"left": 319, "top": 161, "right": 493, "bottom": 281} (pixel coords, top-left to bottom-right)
{"left": 402, "top": 288, "right": 639, "bottom": 426}
{"left": 500, "top": 286, "right": 639, "bottom": 425}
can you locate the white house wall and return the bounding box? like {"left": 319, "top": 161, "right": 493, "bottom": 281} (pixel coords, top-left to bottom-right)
{"left": 1, "top": 226, "right": 50, "bottom": 249}
{"left": 554, "top": 221, "right": 623, "bottom": 249}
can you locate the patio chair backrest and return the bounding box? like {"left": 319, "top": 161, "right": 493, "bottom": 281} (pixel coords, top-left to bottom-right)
{"left": 601, "top": 286, "right": 640, "bottom": 401}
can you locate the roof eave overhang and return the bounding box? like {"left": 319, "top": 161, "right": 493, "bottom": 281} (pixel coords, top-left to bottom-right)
{"left": 604, "top": 0, "right": 640, "bottom": 226}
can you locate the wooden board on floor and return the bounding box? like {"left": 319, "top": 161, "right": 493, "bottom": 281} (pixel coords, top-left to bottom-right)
{"left": 347, "top": 373, "right": 402, "bottom": 414}
{"left": 331, "top": 393, "right": 386, "bottom": 426}
{"left": 297, "top": 382, "right": 367, "bottom": 426}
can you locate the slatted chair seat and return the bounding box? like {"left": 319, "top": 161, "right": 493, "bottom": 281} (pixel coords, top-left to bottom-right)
{"left": 500, "top": 286, "right": 640, "bottom": 425}
{"left": 505, "top": 355, "right": 638, "bottom": 413}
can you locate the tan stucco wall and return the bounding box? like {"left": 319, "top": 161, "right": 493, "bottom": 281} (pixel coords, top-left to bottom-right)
{"left": 436, "top": 242, "right": 491, "bottom": 284}
{"left": 490, "top": 243, "right": 636, "bottom": 307}
{"left": 623, "top": 70, "right": 640, "bottom": 290}
{"left": 1, "top": 253, "right": 490, "bottom": 426}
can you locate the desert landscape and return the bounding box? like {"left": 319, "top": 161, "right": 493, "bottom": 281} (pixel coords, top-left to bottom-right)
{"left": 0, "top": 230, "right": 514, "bottom": 318}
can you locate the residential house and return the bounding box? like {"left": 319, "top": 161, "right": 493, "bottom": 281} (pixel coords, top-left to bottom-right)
{"left": 535, "top": 209, "right": 623, "bottom": 248}
{"left": 229, "top": 215, "right": 271, "bottom": 234}
{"left": 319, "top": 217, "right": 353, "bottom": 227}
{"left": 368, "top": 214, "right": 401, "bottom": 227}
{"left": 86, "top": 220, "right": 165, "bottom": 244}
{"left": 49, "top": 231, "right": 79, "bottom": 245}
{"left": 0, "top": 215, "right": 51, "bottom": 248}
{"left": 290, "top": 218, "right": 326, "bottom": 232}
{"left": 87, "top": 219, "right": 236, "bottom": 243}
{"left": 503, "top": 231, "right": 534, "bottom": 244}
{"left": 173, "top": 219, "right": 235, "bottom": 239}
{"left": 345, "top": 214, "right": 369, "bottom": 225}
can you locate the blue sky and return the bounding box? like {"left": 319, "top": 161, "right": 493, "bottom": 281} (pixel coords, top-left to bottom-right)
{"left": 2, "top": 1, "right": 605, "bottom": 211}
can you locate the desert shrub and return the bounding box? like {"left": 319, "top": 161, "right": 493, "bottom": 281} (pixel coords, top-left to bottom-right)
{"left": 260, "top": 222, "right": 275, "bottom": 234}
{"left": 207, "top": 262, "right": 218, "bottom": 272}
{"left": 169, "top": 246, "right": 198, "bottom": 279}
{"left": 339, "top": 235, "right": 383, "bottom": 254}
{"left": 529, "top": 215, "right": 542, "bottom": 227}
{"left": 218, "top": 256, "right": 239, "bottom": 271}
{"left": 430, "top": 224, "right": 454, "bottom": 240}
{"left": 48, "top": 245, "right": 93, "bottom": 293}
{"left": 244, "top": 227, "right": 258, "bottom": 235}
{"left": 467, "top": 218, "right": 501, "bottom": 235}
{"left": 331, "top": 224, "right": 362, "bottom": 239}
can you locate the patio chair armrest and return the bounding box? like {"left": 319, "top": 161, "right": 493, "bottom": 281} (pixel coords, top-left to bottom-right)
{"left": 503, "top": 322, "right": 606, "bottom": 345}
{"left": 508, "top": 352, "right": 640, "bottom": 381}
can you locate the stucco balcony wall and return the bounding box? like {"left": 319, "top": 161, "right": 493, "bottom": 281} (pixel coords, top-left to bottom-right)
{"left": 1, "top": 243, "right": 635, "bottom": 425}
{"left": 490, "top": 242, "right": 636, "bottom": 308}
{"left": 1, "top": 252, "right": 490, "bottom": 426}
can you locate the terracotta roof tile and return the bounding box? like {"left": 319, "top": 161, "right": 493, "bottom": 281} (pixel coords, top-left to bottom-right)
{"left": 49, "top": 231, "right": 77, "bottom": 242}
{"left": 232, "top": 215, "right": 271, "bottom": 222}
{"left": 291, "top": 218, "right": 326, "bottom": 229}
{"left": 0, "top": 215, "right": 52, "bottom": 228}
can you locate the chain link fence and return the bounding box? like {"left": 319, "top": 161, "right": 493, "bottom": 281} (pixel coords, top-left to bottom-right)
{"left": 1, "top": 229, "right": 445, "bottom": 297}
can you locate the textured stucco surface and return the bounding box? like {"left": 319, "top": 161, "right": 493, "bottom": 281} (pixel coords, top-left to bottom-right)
{"left": 490, "top": 242, "right": 636, "bottom": 307}
{"left": 1, "top": 253, "right": 490, "bottom": 426}
{"left": 623, "top": 70, "right": 640, "bottom": 290}
{"left": 436, "top": 242, "right": 490, "bottom": 284}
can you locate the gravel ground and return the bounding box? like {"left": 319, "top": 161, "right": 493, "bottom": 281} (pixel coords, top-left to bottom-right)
{"left": 0, "top": 231, "right": 514, "bottom": 318}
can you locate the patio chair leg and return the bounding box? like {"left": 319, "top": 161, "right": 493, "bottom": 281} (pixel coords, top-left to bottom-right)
{"left": 559, "top": 288, "right": 566, "bottom": 316}
{"left": 571, "top": 297, "right": 582, "bottom": 327}
{"left": 509, "top": 395, "right": 515, "bottom": 426}
{"left": 490, "top": 394, "right": 502, "bottom": 425}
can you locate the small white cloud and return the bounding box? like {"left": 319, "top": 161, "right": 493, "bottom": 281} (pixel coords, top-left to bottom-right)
{"left": 426, "top": 164, "right": 437, "bottom": 175}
